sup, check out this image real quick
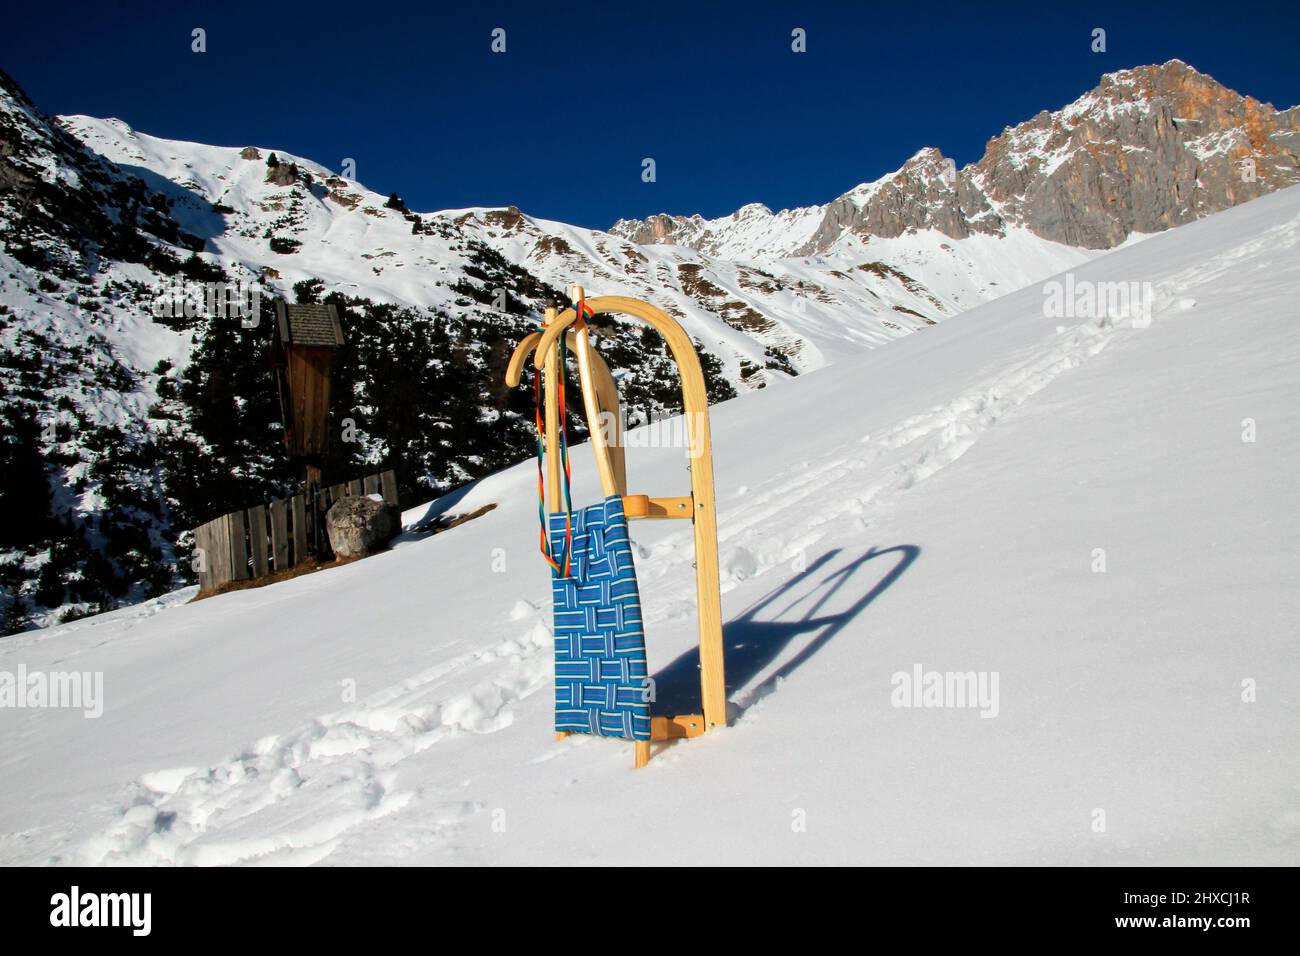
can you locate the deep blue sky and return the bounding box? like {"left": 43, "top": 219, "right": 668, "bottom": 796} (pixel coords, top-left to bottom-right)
{"left": 4, "top": 0, "right": 1298, "bottom": 229}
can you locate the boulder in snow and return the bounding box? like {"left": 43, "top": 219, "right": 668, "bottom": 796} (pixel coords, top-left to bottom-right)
{"left": 325, "top": 495, "right": 398, "bottom": 559}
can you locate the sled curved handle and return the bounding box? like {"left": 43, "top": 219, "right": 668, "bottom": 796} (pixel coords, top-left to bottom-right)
{"left": 506, "top": 329, "right": 574, "bottom": 388}
{"left": 531, "top": 296, "right": 714, "bottom": 498}
{"left": 506, "top": 314, "right": 626, "bottom": 498}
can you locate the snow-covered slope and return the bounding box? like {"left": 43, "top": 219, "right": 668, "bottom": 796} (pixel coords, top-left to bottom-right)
{"left": 2, "top": 185, "right": 1296, "bottom": 866}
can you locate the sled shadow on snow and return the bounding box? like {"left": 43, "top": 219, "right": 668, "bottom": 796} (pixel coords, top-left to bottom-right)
{"left": 649, "top": 544, "right": 920, "bottom": 721}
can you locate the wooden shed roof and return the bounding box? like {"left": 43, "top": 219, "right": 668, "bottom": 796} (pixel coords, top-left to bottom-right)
{"left": 275, "top": 301, "right": 345, "bottom": 348}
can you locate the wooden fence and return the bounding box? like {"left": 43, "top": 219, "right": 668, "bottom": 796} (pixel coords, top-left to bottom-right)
{"left": 193, "top": 469, "right": 398, "bottom": 593}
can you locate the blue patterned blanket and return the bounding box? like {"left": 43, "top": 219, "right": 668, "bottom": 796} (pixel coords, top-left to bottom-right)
{"left": 548, "top": 495, "right": 651, "bottom": 740}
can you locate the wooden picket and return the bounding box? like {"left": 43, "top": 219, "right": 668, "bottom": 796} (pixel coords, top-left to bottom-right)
{"left": 210, "top": 511, "right": 232, "bottom": 589}
{"left": 227, "top": 510, "right": 249, "bottom": 581}
{"left": 291, "top": 493, "right": 307, "bottom": 564}
{"left": 247, "top": 504, "right": 269, "bottom": 578}
{"left": 380, "top": 470, "right": 398, "bottom": 506}
{"left": 269, "top": 499, "right": 290, "bottom": 571}
{"left": 190, "top": 469, "right": 399, "bottom": 594}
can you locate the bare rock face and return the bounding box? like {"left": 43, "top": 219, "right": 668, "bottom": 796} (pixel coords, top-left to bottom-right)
{"left": 962, "top": 60, "right": 1300, "bottom": 249}
{"left": 325, "top": 496, "right": 398, "bottom": 559}
{"left": 805, "top": 147, "right": 1001, "bottom": 252}
{"left": 609, "top": 212, "right": 704, "bottom": 247}
{"left": 239, "top": 146, "right": 261, "bottom": 160}
{"left": 264, "top": 160, "right": 300, "bottom": 187}
{"left": 613, "top": 61, "right": 1300, "bottom": 255}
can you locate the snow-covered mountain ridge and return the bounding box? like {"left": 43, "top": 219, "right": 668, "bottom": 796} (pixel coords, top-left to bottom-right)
{"left": 53, "top": 114, "right": 1093, "bottom": 380}
{"left": 1, "top": 59, "right": 1296, "bottom": 634}
{"left": 36, "top": 58, "right": 1298, "bottom": 393}
{"left": 613, "top": 60, "right": 1300, "bottom": 256}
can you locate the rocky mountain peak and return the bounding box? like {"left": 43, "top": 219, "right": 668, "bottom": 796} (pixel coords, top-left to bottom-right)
{"left": 964, "top": 58, "right": 1300, "bottom": 248}
{"left": 608, "top": 211, "right": 698, "bottom": 245}
{"left": 615, "top": 60, "right": 1300, "bottom": 257}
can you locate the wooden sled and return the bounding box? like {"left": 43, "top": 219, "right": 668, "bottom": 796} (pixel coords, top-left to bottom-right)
{"left": 506, "top": 286, "right": 726, "bottom": 768}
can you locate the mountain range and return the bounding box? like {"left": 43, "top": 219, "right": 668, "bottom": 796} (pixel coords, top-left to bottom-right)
{"left": 0, "top": 58, "right": 1296, "bottom": 633}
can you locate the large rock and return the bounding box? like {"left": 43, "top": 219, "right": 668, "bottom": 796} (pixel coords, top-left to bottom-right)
{"left": 325, "top": 495, "right": 398, "bottom": 559}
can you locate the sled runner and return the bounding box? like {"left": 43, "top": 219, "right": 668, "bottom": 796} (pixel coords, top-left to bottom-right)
{"left": 506, "top": 286, "right": 726, "bottom": 768}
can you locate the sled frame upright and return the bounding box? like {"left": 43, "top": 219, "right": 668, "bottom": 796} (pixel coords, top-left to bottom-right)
{"left": 507, "top": 286, "right": 726, "bottom": 768}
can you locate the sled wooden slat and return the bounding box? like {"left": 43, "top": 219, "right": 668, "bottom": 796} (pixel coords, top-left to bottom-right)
{"left": 588, "top": 347, "right": 627, "bottom": 495}
{"left": 347, "top": 478, "right": 362, "bottom": 496}
{"left": 651, "top": 714, "right": 706, "bottom": 740}
{"left": 363, "top": 473, "right": 379, "bottom": 495}
{"left": 623, "top": 495, "right": 693, "bottom": 520}
{"left": 247, "top": 505, "right": 269, "bottom": 578}
{"left": 269, "top": 500, "right": 290, "bottom": 571}
{"left": 570, "top": 291, "right": 620, "bottom": 500}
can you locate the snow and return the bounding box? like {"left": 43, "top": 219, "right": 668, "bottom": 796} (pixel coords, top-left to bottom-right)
{"left": 2, "top": 186, "right": 1297, "bottom": 866}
